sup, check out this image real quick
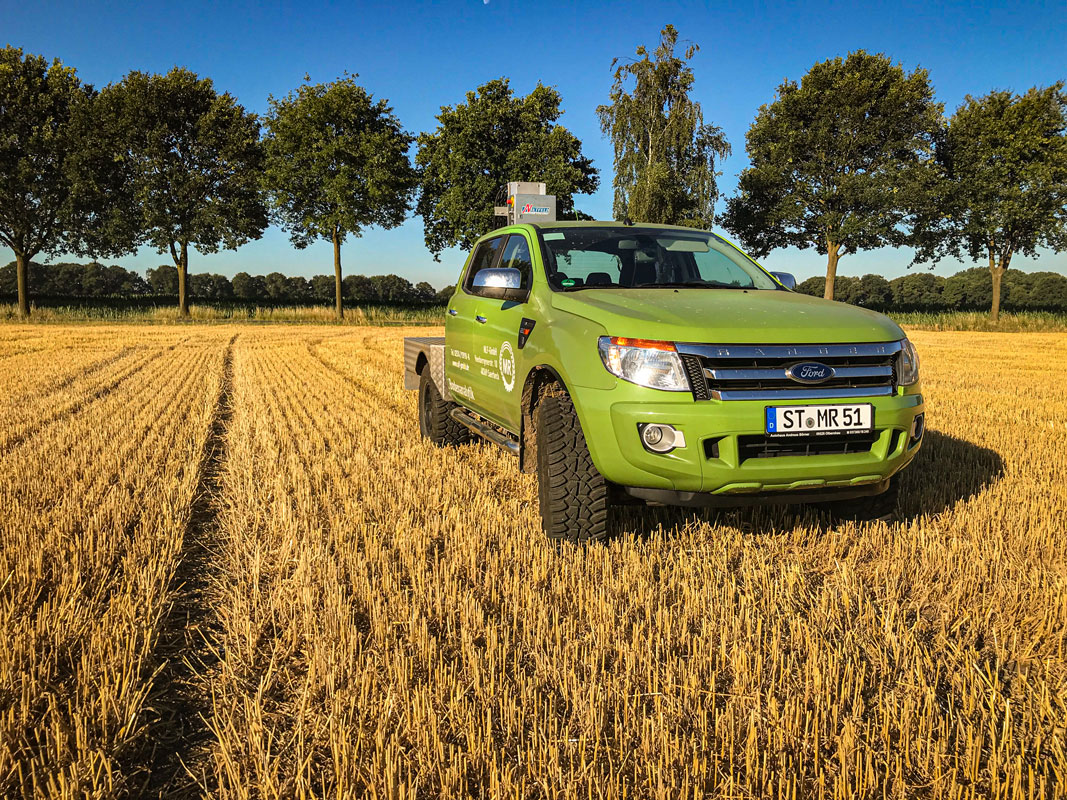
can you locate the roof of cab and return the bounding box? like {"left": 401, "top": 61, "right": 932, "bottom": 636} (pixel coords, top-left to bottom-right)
{"left": 525, "top": 220, "right": 708, "bottom": 232}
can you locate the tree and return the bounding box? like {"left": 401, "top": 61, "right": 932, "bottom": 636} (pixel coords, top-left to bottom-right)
{"left": 265, "top": 271, "right": 290, "bottom": 301}
{"left": 232, "top": 271, "right": 267, "bottom": 301}
{"left": 263, "top": 76, "right": 416, "bottom": 320}
{"left": 416, "top": 78, "right": 598, "bottom": 258}
{"left": 851, "top": 274, "right": 893, "bottom": 308}
{"left": 310, "top": 274, "right": 335, "bottom": 303}
{"left": 370, "top": 274, "right": 415, "bottom": 303}
{"left": 911, "top": 85, "right": 1067, "bottom": 321}
{"left": 342, "top": 274, "right": 377, "bottom": 303}
{"left": 414, "top": 281, "right": 436, "bottom": 303}
{"left": 722, "top": 51, "right": 941, "bottom": 300}
{"left": 188, "top": 273, "right": 233, "bottom": 300}
{"left": 286, "top": 276, "right": 310, "bottom": 302}
{"left": 890, "top": 272, "right": 945, "bottom": 310}
{"left": 99, "top": 67, "right": 267, "bottom": 316}
{"left": 596, "top": 25, "right": 730, "bottom": 227}
{"left": 795, "top": 276, "right": 824, "bottom": 297}
{"left": 0, "top": 47, "right": 133, "bottom": 316}
{"left": 146, "top": 265, "right": 178, "bottom": 295}
{"left": 942, "top": 267, "right": 995, "bottom": 309}
{"left": 1028, "top": 272, "right": 1067, "bottom": 310}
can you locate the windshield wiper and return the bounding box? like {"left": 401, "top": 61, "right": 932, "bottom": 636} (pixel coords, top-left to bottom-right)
{"left": 631, "top": 280, "right": 749, "bottom": 289}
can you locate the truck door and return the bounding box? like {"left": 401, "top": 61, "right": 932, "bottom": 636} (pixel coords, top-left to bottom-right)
{"left": 466, "top": 232, "right": 535, "bottom": 432}
{"left": 446, "top": 235, "right": 505, "bottom": 412}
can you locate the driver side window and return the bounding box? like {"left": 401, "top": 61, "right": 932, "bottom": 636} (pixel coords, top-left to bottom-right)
{"left": 463, "top": 236, "right": 505, "bottom": 295}
{"left": 498, "top": 234, "right": 533, "bottom": 290}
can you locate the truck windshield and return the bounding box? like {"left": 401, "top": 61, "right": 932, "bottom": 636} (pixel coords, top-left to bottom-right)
{"left": 539, "top": 227, "right": 779, "bottom": 291}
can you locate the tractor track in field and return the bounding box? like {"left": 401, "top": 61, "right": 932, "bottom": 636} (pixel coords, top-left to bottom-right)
{"left": 140, "top": 333, "right": 236, "bottom": 798}
{"left": 0, "top": 348, "right": 168, "bottom": 454}
{"left": 12, "top": 345, "right": 140, "bottom": 404}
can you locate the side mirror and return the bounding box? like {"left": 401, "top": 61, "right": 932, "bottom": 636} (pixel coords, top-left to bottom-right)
{"left": 771, "top": 271, "right": 797, "bottom": 290}
{"left": 473, "top": 267, "right": 525, "bottom": 301}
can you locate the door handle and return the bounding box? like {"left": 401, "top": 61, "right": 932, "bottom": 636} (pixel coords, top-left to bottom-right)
{"left": 475, "top": 315, "right": 487, "bottom": 324}
{"left": 448, "top": 308, "right": 457, "bottom": 316}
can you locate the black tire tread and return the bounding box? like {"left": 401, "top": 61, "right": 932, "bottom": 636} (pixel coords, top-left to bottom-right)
{"left": 535, "top": 391, "right": 610, "bottom": 543}
{"left": 418, "top": 370, "right": 471, "bottom": 447}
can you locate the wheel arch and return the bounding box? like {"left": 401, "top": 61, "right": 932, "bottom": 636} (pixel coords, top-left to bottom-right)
{"left": 519, "top": 363, "right": 569, "bottom": 473}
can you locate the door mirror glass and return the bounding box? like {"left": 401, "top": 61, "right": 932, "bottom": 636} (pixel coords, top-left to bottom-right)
{"left": 472, "top": 267, "right": 524, "bottom": 300}
{"left": 770, "top": 271, "right": 797, "bottom": 290}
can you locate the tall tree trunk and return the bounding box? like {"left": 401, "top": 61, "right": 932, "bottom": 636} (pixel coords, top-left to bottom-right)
{"left": 178, "top": 241, "right": 189, "bottom": 318}
{"left": 824, "top": 242, "right": 841, "bottom": 300}
{"left": 333, "top": 225, "right": 344, "bottom": 321}
{"left": 15, "top": 251, "right": 30, "bottom": 318}
{"left": 989, "top": 245, "right": 1005, "bottom": 324}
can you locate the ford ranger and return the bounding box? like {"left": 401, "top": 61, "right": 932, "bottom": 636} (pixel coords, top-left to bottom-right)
{"left": 404, "top": 214, "right": 924, "bottom": 543}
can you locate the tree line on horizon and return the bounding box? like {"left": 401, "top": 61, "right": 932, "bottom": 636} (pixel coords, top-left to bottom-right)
{"left": 7, "top": 256, "right": 1067, "bottom": 314}
{"left": 1, "top": 27, "right": 1064, "bottom": 322}
{"left": 0, "top": 260, "right": 452, "bottom": 305}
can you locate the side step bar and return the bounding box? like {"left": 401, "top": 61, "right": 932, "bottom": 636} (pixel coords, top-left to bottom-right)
{"left": 449, "top": 407, "right": 520, "bottom": 457}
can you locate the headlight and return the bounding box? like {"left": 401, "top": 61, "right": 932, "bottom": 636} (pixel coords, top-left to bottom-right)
{"left": 598, "top": 336, "right": 690, "bottom": 391}
{"left": 898, "top": 338, "right": 920, "bottom": 385}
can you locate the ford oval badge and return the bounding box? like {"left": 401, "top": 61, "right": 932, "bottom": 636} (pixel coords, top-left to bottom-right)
{"left": 786, "top": 361, "right": 835, "bottom": 384}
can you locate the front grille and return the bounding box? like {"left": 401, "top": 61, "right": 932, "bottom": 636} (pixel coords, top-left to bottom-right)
{"left": 738, "top": 431, "right": 880, "bottom": 461}
{"left": 680, "top": 354, "right": 710, "bottom": 400}
{"left": 677, "top": 342, "right": 901, "bottom": 401}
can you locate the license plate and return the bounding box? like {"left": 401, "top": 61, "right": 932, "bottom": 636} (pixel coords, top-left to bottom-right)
{"left": 765, "top": 404, "right": 873, "bottom": 437}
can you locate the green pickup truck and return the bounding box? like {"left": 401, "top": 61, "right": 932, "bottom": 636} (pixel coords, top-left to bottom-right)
{"left": 404, "top": 220, "right": 924, "bottom": 543}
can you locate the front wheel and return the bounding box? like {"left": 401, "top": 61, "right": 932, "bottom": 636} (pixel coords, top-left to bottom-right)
{"left": 418, "top": 369, "right": 471, "bottom": 447}
{"left": 535, "top": 390, "right": 610, "bottom": 543}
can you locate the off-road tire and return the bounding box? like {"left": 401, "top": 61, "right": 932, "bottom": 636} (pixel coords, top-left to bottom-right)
{"left": 817, "top": 475, "right": 900, "bottom": 522}
{"left": 418, "top": 369, "right": 471, "bottom": 446}
{"left": 535, "top": 391, "right": 610, "bottom": 543}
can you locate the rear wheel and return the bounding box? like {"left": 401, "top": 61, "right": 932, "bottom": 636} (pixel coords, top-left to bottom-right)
{"left": 817, "top": 475, "right": 900, "bottom": 522}
{"left": 535, "top": 390, "right": 610, "bottom": 543}
{"left": 418, "top": 369, "right": 471, "bottom": 447}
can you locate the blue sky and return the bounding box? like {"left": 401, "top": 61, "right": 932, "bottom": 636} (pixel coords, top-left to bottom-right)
{"left": 3, "top": 0, "right": 1065, "bottom": 288}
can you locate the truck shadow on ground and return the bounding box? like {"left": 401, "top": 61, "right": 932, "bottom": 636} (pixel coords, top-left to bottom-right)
{"left": 611, "top": 430, "right": 1005, "bottom": 539}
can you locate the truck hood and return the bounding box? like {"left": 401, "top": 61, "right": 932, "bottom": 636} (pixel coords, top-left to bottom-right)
{"left": 551, "top": 288, "right": 905, "bottom": 344}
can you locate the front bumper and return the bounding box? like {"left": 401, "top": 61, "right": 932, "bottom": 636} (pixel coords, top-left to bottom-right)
{"left": 573, "top": 383, "right": 925, "bottom": 496}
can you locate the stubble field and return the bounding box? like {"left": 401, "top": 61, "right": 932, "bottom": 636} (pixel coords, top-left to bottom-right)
{"left": 0, "top": 324, "right": 1064, "bottom": 799}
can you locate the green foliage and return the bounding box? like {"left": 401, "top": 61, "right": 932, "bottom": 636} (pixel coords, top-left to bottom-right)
{"left": 262, "top": 75, "right": 416, "bottom": 318}
{"left": 911, "top": 84, "right": 1067, "bottom": 320}
{"left": 0, "top": 46, "right": 135, "bottom": 315}
{"left": 597, "top": 25, "right": 730, "bottom": 227}
{"left": 792, "top": 266, "right": 1067, "bottom": 311}
{"left": 98, "top": 67, "right": 268, "bottom": 315}
{"left": 416, "top": 78, "right": 598, "bottom": 258}
{"left": 189, "top": 273, "right": 234, "bottom": 300}
{"left": 231, "top": 272, "right": 265, "bottom": 301}
{"left": 146, "top": 265, "right": 178, "bottom": 295}
{"left": 795, "top": 276, "right": 824, "bottom": 298}
{"left": 263, "top": 76, "right": 416, "bottom": 247}
{"left": 1, "top": 260, "right": 146, "bottom": 297}
{"left": 310, "top": 275, "right": 336, "bottom": 303}
{"left": 891, "top": 272, "right": 946, "bottom": 310}
{"left": 342, "top": 274, "right": 378, "bottom": 304}
{"left": 722, "top": 51, "right": 941, "bottom": 299}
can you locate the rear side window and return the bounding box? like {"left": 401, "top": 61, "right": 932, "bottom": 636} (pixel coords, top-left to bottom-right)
{"left": 462, "top": 236, "right": 505, "bottom": 293}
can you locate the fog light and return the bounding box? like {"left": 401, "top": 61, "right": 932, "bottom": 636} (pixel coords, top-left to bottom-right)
{"left": 909, "top": 413, "right": 925, "bottom": 443}
{"left": 638, "top": 423, "right": 686, "bottom": 454}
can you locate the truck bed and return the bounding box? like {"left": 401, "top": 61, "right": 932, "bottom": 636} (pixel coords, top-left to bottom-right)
{"left": 403, "top": 337, "right": 450, "bottom": 399}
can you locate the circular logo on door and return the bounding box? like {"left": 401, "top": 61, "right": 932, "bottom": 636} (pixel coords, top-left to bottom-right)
{"left": 499, "top": 340, "right": 516, "bottom": 392}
